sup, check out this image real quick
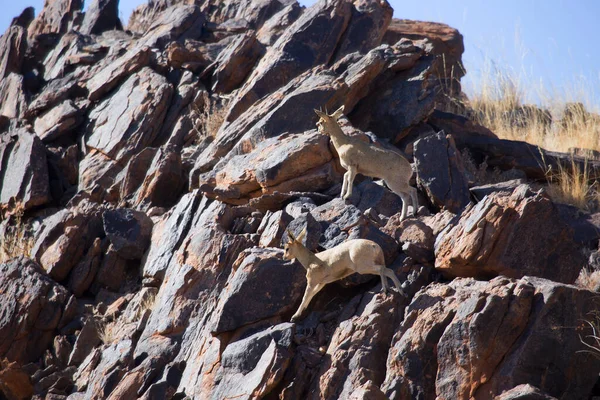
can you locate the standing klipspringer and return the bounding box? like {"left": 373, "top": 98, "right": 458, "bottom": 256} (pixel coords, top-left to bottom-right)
{"left": 315, "top": 106, "right": 418, "bottom": 221}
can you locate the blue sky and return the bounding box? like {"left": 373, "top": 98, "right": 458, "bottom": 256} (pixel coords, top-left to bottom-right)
{"left": 1, "top": 0, "right": 598, "bottom": 107}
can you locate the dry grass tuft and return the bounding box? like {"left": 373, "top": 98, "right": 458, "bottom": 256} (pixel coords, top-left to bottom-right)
{"left": 459, "top": 60, "right": 600, "bottom": 211}
{"left": 0, "top": 207, "right": 35, "bottom": 263}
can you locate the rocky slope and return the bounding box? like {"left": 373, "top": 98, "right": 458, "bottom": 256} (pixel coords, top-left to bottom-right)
{"left": 0, "top": 0, "right": 599, "bottom": 399}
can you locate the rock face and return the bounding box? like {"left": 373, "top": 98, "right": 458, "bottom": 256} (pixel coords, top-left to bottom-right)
{"left": 434, "top": 185, "right": 586, "bottom": 283}
{"left": 1, "top": 0, "right": 599, "bottom": 399}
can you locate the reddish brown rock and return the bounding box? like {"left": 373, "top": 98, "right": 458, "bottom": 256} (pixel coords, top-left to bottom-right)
{"left": 211, "top": 32, "right": 263, "bottom": 94}
{"left": 414, "top": 131, "right": 471, "bottom": 213}
{"left": 382, "top": 276, "right": 600, "bottom": 399}
{"left": 33, "top": 99, "right": 82, "bottom": 142}
{"left": 225, "top": 0, "right": 353, "bottom": 121}
{"left": 383, "top": 19, "right": 465, "bottom": 80}
{"left": 211, "top": 248, "right": 306, "bottom": 334}
{"left": 40, "top": 226, "right": 85, "bottom": 281}
{"left": 79, "top": 0, "right": 122, "bottom": 35}
{"left": 133, "top": 145, "right": 184, "bottom": 210}
{"left": 0, "top": 359, "right": 34, "bottom": 400}
{"left": 199, "top": 131, "right": 336, "bottom": 204}
{"left": 0, "top": 73, "right": 27, "bottom": 119}
{"left": 434, "top": 184, "right": 586, "bottom": 283}
{"left": 27, "top": 0, "right": 83, "bottom": 40}
{"left": 0, "top": 25, "right": 27, "bottom": 79}
{"left": 85, "top": 45, "right": 151, "bottom": 102}
{"left": 0, "top": 129, "right": 51, "bottom": 210}
{"left": 0, "top": 258, "right": 71, "bottom": 364}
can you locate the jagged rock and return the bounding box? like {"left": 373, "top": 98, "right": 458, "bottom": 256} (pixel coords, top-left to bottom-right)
{"left": 353, "top": 180, "right": 405, "bottom": 218}
{"left": 310, "top": 290, "right": 402, "bottom": 400}
{"left": 40, "top": 226, "right": 85, "bottom": 281}
{"left": 225, "top": 0, "right": 353, "bottom": 121}
{"left": 496, "top": 384, "right": 558, "bottom": 400}
{"left": 26, "top": 74, "right": 78, "bottom": 119}
{"left": 114, "top": 148, "right": 158, "bottom": 201}
{"left": 82, "top": 67, "right": 173, "bottom": 190}
{"left": 382, "top": 276, "right": 600, "bottom": 399}
{"left": 142, "top": 192, "right": 209, "bottom": 281}
{"left": 42, "top": 31, "right": 93, "bottom": 81}
{"left": 198, "top": 131, "right": 336, "bottom": 204}
{"left": 86, "top": 45, "right": 152, "bottom": 102}
{"left": 27, "top": 0, "right": 83, "bottom": 40}
{"left": 470, "top": 179, "right": 528, "bottom": 200}
{"left": 0, "top": 258, "right": 70, "bottom": 363}
{"left": 69, "top": 237, "right": 103, "bottom": 297}
{"left": 0, "top": 359, "right": 34, "bottom": 400}
{"left": 414, "top": 131, "right": 471, "bottom": 212}
{"left": 435, "top": 184, "right": 586, "bottom": 283}
{"left": 0, "top": 25, "right": 27, "bottom": 79}
{"left": 0, "top": 73, "right": 27, "bottom": 119}
{"left": 333, "top": 0, "right": 393, "bottom": 61}
{"left": 79, "top": 0, "right": 122, "bottom": 35}
{"left": 257, "top": 209, "right": 293, "bottom": 248}
{"left": 426, "top": 109, "right": 497, "bottom": 139}
{"left": 383, "top": 19, "right": 465, "bottom": 80}
{"left": 211, "top": 32, "right": 263, "bottom": 93}
{"left": 103, "top": 208, "right": 153, "bottom": 260}
{"left": 33, "top": 99, "right": 83, "bottom": 142}
{"left": 85, "top": 67, "right": 173, "bottom": 160}
{"left": 208, "top": 323, "right": 295, "bottom": 399}
{"left": 133, "top": 146, "right": 184, "bottom": 210}
{"left": 212, "top": 248, "right": 305, "bottom": 334}
{"left": 0, "top": 129, "right": 51, "bottom": 209}
{"left": 68, "top": 318, "right": 101, "bottom": 366}
{"left": 256, "top": 2, "right": 302, "bottom": 46}
{"left": 139, "top": 4, "right": 204, "bottom": 49}
{"left": 192, "top": 43, "right": 415, "bottom": 176}
{"left": 81, "top": 340, "right": 133, "bottom": 398}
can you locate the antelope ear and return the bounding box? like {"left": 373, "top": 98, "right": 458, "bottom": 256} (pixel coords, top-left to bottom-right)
{"left": 314, "top": 109, "right": 327, "bottom": 119}
{"left": 296, "top": 226, "right": 307, "bottom": 243}
{"left": 331, "top": 105, "right": 345, "bottom": 120}
{"left": 286, "top": 228, "right": 296, "bottom": 242}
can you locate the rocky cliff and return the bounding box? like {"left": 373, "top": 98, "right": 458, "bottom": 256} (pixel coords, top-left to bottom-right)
{"left": 1, "top": 0, "right": 599, "bottom": 399}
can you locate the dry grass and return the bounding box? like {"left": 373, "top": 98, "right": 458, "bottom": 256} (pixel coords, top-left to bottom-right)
{"left": 466, "top": 64, "right": 600, "bottom": 154}
{"left": 0, "top": 207, "right": 35, "bottom": 263}
{"left": 458, "top": 60, "right": 600, "bottom": 211}
{"left": 579, "top": 311, "right": 600, "bottom": 359}
{"left": 542, "top": 155, "right": 600, "bottom": 211}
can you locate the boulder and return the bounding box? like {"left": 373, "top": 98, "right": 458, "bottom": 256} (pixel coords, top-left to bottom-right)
{"left": 40, "top": 226, "right": 85, "bottom": 281}
{"left": 208, "top": 323, "right": 295, "bottom": 399}
{"left": 225, "top": 0, "right": 353, "bottom": 121}
{"left": 0, "top": 359, "right": 34, "bottom": 400}
{"left": 383, "top": 19, "right": 465, "bottom": 81}
{"left": 434, "top": 184, "right": 586, "bottom": 283}
{"left": 0, "top": 25, "right": 27, "bottom": 79}
{"left": 27, "top": 0, "right": 83, "bottom": 40}
{"left": 382, "top": 276, "right": 600, "bottom": 399}
{"left": 133, "top": 145, "right": 184, "bottom": 210}
{"left": 142, "top": 192, "right": 210, "bottom": 281}
{"left": 0, "top": 73, "right": 27, "bottom": 119}
{"left": 79, "top": 0, "right": 122, "bottom": 35}
{"left": 33, "top": 99, "right": 83, "bottom": 142}
{"left": 199, "top": 131, "right": 336, "bottom": 204}
{"left": 102, "top": 208, "right": 153, "bottom": 260}
{"left": 211, "top": 32, "right": 263, "bottom": 94}
{"left": 0, "top": 129, "right": 50, "bottom": 210}
{"left": 0, "top": 258, "right": 71, "bottom": 363}
{"left": 414, "top": 131, "right": 471, "bottom": 212}
{"left": 211, "top": 248, "right": 306, "bottom": 334}
{"left": 86, "top": 45, "right": 152, "bottom": 102}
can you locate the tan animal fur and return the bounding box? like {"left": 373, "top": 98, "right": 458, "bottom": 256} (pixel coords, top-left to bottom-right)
{"left": 283, "top": 227, "right": 403, "bottom": 321}
{"left": 315, "top": 106, "right": 418, "bottom": 220}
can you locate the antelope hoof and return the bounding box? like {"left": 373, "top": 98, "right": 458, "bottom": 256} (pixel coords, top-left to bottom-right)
{"left": 291, "top": 314, "right": 300, "bottom": 322}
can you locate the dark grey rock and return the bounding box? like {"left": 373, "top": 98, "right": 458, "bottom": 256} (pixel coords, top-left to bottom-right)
{"left": 103, "top": 208, "right": 153, "bottom": 260}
